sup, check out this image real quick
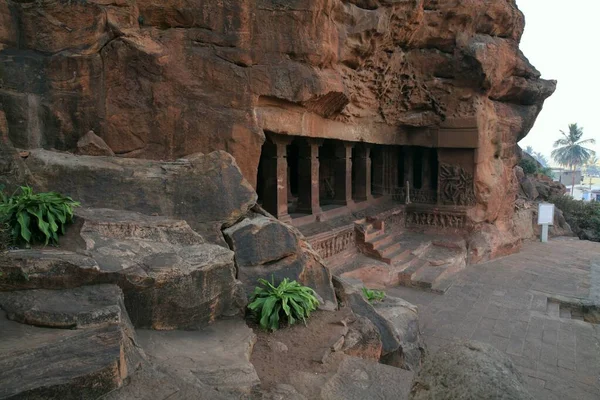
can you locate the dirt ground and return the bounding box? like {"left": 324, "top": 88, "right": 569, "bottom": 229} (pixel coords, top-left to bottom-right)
{"left": 249, "top": 307, "right": 353, "bottom": 390}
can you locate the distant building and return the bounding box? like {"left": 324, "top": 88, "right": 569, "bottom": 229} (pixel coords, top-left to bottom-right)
{"left": 551, "top": 168, "right": 583, "bottom": 186}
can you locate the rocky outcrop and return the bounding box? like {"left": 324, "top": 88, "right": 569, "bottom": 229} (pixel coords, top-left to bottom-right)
{"left": 0, "top": 149, "right": 257, "bottom": 245}
{"left": 0, "top": 1, "right": 554, "bottom": 257}
{"left": 334, "top": 276, "right": 425, "bottom": 371}
{"left": 0, "top": 208, "right": 243, "bottom": 330}
{"left": 512, "top": 164, "right": 573, "bottom": 241}
{"left": 0, "top": 147, "right": 338, "bottom": 307}
{"left": 410, "top": 341, "right": 533, "bottom": 400}
{"left": 224, "top": 209, "right": 337, "bottom": 306}
{"left": 0, "top": 285, "right": 145, "bottom": 399}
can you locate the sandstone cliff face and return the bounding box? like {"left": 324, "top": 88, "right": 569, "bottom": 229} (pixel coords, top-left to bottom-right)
{"left": 0, "top": 0, "right": 554, "bottom": 247}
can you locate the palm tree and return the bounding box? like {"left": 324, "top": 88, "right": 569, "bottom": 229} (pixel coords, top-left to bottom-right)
{"left": 551, "top": 123, "right": 596, "bottom": 195}
{"left": 524, "top": 145, "right": 534, "bottom": 155}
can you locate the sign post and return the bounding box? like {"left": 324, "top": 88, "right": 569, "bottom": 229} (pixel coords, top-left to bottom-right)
{"left": 537, "top": 203, "right": 554, "bottom": 243}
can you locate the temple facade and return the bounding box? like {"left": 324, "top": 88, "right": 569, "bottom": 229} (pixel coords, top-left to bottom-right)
{"left": 256, "top": 119, "right": 479, "bottom": 228}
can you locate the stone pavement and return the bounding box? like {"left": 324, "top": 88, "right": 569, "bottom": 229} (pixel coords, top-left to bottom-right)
{"left": 387, "top": 237, "right": 600, "bottom": 400}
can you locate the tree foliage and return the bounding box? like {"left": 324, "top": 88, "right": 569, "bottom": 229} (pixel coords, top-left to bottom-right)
{"left": 551, "top": 124, "right": 596, "bottom": 169}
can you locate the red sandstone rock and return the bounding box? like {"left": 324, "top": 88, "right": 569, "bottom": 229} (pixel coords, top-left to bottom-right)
{"left": 0, "top": 0, "right": 555, "bottom": 257}
{"left": 76, "top": 130, "right": 115, "bottom": 156}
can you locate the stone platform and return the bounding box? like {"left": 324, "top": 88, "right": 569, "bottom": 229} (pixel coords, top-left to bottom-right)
{"left": 387, "top": 237, "right": 600, "bottom": 400}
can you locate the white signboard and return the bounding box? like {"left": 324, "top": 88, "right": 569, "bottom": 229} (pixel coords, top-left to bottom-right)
{"left": 537, "top": 203, "right": 554, "bottom": 225}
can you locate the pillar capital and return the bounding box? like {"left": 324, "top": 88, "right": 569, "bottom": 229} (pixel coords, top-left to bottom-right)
{"left": 266, "top": 132, "right": 294, "bottom": 147}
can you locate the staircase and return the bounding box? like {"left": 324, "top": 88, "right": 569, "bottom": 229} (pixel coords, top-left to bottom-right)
{"left": 351, "top": 220, "right": 467, "bottom": 293}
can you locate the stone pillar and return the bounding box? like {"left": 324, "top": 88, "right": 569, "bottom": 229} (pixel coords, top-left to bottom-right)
{"left": 297, "top": 139, "right": 323, "bottom": 216}
{"left": 333, "top": 141, "right": 354, "bottom": 206}
{"left": 353, "top": 145, "right": 372, "bottom": 202}
{"left": 262, "top": 135, "right": 292, "bottom": 223}
{"left": 422, "top": 148, "right": 431, "bottom": 189}
{"left": 403, "top": 146, "right": 413, "bottom": 188}
{"left": 372, "top": 146, "right": 384, "bottom": 195}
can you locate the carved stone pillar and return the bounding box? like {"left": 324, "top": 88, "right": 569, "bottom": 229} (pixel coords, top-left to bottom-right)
{"left": 422, "top": 148, "right": 431, "bottom": 189}
{"left": 262, "top": 134, "right": 292, "bottom": 223}
{"left": 353, "top": 145, "right": 372, "bottom": 202}
{"left": 372, "top": 146, "right": 384, "bottom": 195}
{"left": 403, "top": 146, "right": 413, "bottom": 188}
{"left": 297, "top": 139, "right": 323, "bottom": 216}
{"left": 333, "top": 141, "right": 354, "bottom": 206}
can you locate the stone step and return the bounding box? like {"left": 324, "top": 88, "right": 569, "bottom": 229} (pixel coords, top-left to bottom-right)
{"left": 411, "top": 264, "right": 447, "bottom": 290}
{"left": 371, "top": 233, "right": 396, "bottom": 250}
{"left": 364, "top": 226, "right": 385, "bottom": 242}
{"left": 379, "top": 241, "right": 404, "bottom": 258}
{"left": 397, "top": 259, "right": 429, "bottom": 284}
{"left": 136, "top": 319, "right": 260, "bottom": 397}
{"left": 0, "top": 285, "right": 144, "bottom": 399}
{"left": 547, "top": 301, "right": 561, "bottom": 318}
{"left": 382, "top": 248, "right": 412, "bottom": 265}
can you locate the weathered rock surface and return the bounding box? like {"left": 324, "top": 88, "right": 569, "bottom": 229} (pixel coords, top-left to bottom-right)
{"left": 0, "top": 284, "right": 127, "bottom": 329}
{"left": 333, "top": 276, "right": 425, "bottom": 371}
{"left": 341, "top": 316, "right": 382, "bottom": 361}
{"left": 77, "top": 130, "right": 115, "bottom": 156}
{"left": 0, "top": 208, "right": 243, "bottom": 330}
{"left": 99, "top": 364, "right": 231, "bottom": 400}
{"left": 136, "top": 319, "right": 260, "bottom": 397}
{"left": 409, "top": 341, "right": 533, "bottom": 400}
{"left": 0, "top": 285, "right": 145, "bottom": 399}
{"left": 224, "top": 209, "right": 337, "bottom": 305}
{"left": 1, "top": 0, "right": 554, "bottom": 257}
{"left": 0, "top": 149, "right": 257, "bottom": 245}
{"left": 320, "top": 356, "right": 413, "bottom": 400}
{"left": 224, "top": 214, "right": 300, "bottom": 268}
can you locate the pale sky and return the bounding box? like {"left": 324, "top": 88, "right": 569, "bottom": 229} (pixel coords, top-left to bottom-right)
{"left": 517, "top": 0, "right": 600, "bottom": 165}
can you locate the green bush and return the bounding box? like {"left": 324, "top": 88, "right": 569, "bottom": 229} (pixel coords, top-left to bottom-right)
{"left": 550, "top": 195, "right": 600, "bottom": 241}
{"left": 248, "top": 277, "right": 320, "bottom": 331}
{"left": 538, "top": 167, "right": 555, "bottom": 179}
{"left": 0, "top": 186, "right": 80, "bottom": 246}
{"left": 519, "top": 158, "right": 538, "bottom": 175}
{"left": 362, "top": 287, "right": 386, "bottom": 303}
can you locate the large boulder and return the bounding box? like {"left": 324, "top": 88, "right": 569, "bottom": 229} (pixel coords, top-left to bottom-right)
{"left": 76, "top": 130, "right": 115, "bottom": 156}
{"left": 224, "top": 209, "right": 337, "bottom": 307}
{"left": 0, "top": 149, "right": 257, "bottom": 245}
{"left": 333, "top": 277, "right": 425, "bottom": 371}
{"left": 409, "top": 341, "right": 533, "bottom": 400}
{"left": 0, "top": 208, "right": 244, "bottom": 330}
{"left": 0, "top": 285, "right": 145, "bottom": 399}
{"left": 136, "top": 319, "right": 260, "bottom": 397}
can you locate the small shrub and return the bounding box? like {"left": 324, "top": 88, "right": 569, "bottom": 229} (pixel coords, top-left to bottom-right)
{"left": 519, "top": 158, "right": 538, "bottom": 175}
{"left": 550, "top": 195, "right": 600, "bottom": 241}
{"left": 538, "top": 167, "right": 555, "bottom": 179}
{"left": 248, "top": 277, "right": 319, "bottom": 331}
{"left": 362, "top": 287, "right": 386, "bottom": 303}
{"left": 0, "top": 186, "right": 80, "bottom": 246}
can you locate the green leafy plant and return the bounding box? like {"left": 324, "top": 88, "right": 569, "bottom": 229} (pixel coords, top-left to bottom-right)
{"left": 519, "top": 158, "right": 538, "bottom": 175}
{"left": 362, "top": 287, "right": 386, "bottom": 303}
{"left": 0, "top": 186, "right": 80, "bottom": 245}
{"left": 248, "top": 277, "right": 320, "bottom": 331}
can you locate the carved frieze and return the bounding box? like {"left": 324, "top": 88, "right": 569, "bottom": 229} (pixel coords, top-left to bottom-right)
{"left": 310, "top": 228, "right": 355, "bottom": 259}
{"left": 405, "top": 211, "right": 468, "bottom": 229}
{"left": 439, "top": 163, "right": 476, "bottom": 206}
